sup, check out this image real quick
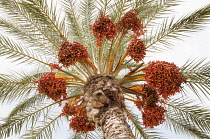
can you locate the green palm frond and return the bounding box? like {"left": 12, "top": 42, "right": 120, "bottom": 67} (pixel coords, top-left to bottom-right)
{"left": 147, "top": 3, "right": 210, "bottom": 50}
{"left": 78, "top": 0, "right": 97, "bottom": 62}
{"left": 0, "top": 17, "right": 40, "bottom": 44}
{"left": 0, "top": 102, "right": 56, "bottom": 139}
{"left": 0, "top": 0, "right": 62, "bottom": 53}
{"left": 0, "top": 70, "right": 45, "bottom": 102}
{"left": 0, "top": 34, "right": 49, "bottom": 65}
{"left": 78, "top": 0, "right": 109, "bottom": 70}
{"left": 0, "top": 16, "right": 57, "bottom": 56}
{"left": 138, "top": 0, "right": 180, "bottom": 26}
{"left": 181, "top": 58, "right": 210, "bottom": 100}
{"left": 108, "top": 0, "right": 132, "bottom": 21}
{"left": 79, "top": 0, "right": 96, "bottom": 25}
{"left": 62, "top": 0, "right": 85, "bottom": 43}
{"left": 20, "top": 0, "right": 67, "bottom": 39}
{"left": 15, "top": 0, "right": 62, "bottom": 47}
{"left": 7, "top": 94, "right": 46, "bottom": 120}
{"left": 166, "top": 117, "right": 210, "bottom": 139}
{"left": 0, "top": 93, "right": 81, "bottom": 139}
{"left": 6, "top": 89, "right": 82, "bottom": 123}
{"left": 95, "top": 0, "right": 113, "bottom": 14}
{"left": 164, "top": 97, "right": 210, "bottom": 138}
{"left": 69, "top": 129, "right": 103, "bottom": 139}
{"left": 0, "top": 79, "right": 35, "bottom": 103}
{"left": 21, "top": 114, "right": 63, "bottom": 139}
{"left": 86, "top": 130, "right": 104, "bottom": 139}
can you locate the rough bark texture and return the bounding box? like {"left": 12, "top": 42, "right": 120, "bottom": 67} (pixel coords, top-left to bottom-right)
{"left": 84, "top": 74, "right": 134, "bottom": 139}
{"left": 100, "top": 106, "right": 134, "bottom": 139}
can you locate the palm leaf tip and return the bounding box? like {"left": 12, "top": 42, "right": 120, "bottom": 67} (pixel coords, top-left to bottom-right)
{"left": 164, "top": 97, "right": 210, "bottom": 138}
{"left": 147, "top": 3, "right": 210, "bottom": 50}
{"left": 181, "top": 58, "right": 210, "bottom": 100}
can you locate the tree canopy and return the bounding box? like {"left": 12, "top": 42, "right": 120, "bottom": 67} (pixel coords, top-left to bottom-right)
{"left": 0, "top": 0, "right": 210, "bottom": 138}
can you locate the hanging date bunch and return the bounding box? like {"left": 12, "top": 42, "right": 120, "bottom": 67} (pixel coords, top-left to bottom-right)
{"left": 126, "top": 37, "right": 146, "bottom": 63}
{"left": 90, "top": 13, "right": 117, "bottom": 46}
{"left": 58, "top": 41, "right": 90, "bottom": 67}
{"left": 56, "top": 9, "right": 185, "bottom": 131}
{"left": 133, "top": 84, "right": 167, "bottom": 128}
{"left": 69, "top": 116, "right": 95, "bottom": 133}
{"left": 144, "top": 61, "right": 185, "bottom": 99}
{"left": 62, "top": 99, "right": 96, "bottom": 133}
{"left": 131, "top": 60, "right": 185, "bottom": 128}
{"left": 117, "top": 9, "right": 144, "bottom": 36}
{"left": 35, "top": 72, "right": 67, "bottom": 101}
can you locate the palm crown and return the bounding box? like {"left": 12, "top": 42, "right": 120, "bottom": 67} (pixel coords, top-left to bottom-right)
{"left": 0, "top": 0, "right": 210, "bottom": 138}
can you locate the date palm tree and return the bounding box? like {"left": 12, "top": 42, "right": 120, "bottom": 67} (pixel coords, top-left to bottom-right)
{"left": 0, "top": 0, "right": 210, "bottom": 138}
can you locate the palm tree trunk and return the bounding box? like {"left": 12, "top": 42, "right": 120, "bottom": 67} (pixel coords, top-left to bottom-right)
{"left": 84, "top": 74, "right": 134, "bottom": 139}
{"left": 100, "top": 106, "right": 134, "bottom": 139}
